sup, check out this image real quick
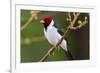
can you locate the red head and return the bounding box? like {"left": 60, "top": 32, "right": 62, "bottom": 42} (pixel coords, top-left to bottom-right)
{"left": 40, "top": 16, "right": 53, "bottom": 26}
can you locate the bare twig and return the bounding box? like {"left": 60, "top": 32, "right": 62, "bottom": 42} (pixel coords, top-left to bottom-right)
{"left": 67, "top": 12, "right": 88, "bottom": 30}
{"left": 70, "top": 16, "right": 88, "bottom": 30}
{"left": 39, "top": 12, "right": 87, "bottom": 62}
{"left": 66, "top": 12, "right": 80, "bottom": 28}
{"left": 21, "top": 10, "right": 39, "bottom": 31}
{"left": 21, "top": 16, "right": 33, "bottom": 31}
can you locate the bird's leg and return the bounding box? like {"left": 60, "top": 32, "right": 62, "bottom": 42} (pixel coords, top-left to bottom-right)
{"left": 51, "top": 52, "right": 55, "bottom": 56}
{"left": 48, "top": 46, "right": 57, "bottom": 56}
{"left": 48, "top": 53, "right": 52, "bottom": 56}
{"left": 57, "top": 46, "right": 61, "bottom": 51}
{"left": 48, "top": 53, "right": 55, "bottom": 56}
{"left": 51, "top": 46, "right": 60, "bottom": 56}
{"left": 52, "top": 46, "right": 60, "bottom": 55}
{"left": 48, "top": 48, "right": 55, "bottom": 56}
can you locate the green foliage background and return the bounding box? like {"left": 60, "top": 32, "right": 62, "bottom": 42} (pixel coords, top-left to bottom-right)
{"left": 21, "top": 10, "right": 89, "bottom": 63}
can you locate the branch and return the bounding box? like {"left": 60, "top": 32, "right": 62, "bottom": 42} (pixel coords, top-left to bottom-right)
{"left": 39, "top": 12, "right": 87, "bottom": 62}
{"left": 67, "top": 12, "right": 88, "bottom": 30}
{"left": 21, "top": 16, "right": 33, "bottom": 31}
{"left": 39, "top": 27, "right": 69, "bottom": 62}
{"left": 67, "top": 12, "right": 80, "bottom": 28}
{"left": 21, "top": 10, "right": 40, "bottom": 31}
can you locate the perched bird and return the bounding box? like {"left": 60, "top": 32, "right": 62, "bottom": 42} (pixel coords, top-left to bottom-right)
{"left": 40, "top": 16, "right": 74, "bottom": 60}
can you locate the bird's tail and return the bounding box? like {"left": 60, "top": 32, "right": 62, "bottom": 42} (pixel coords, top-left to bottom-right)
{"left": 64, "top": 49, "right": 74, "bottom": 60}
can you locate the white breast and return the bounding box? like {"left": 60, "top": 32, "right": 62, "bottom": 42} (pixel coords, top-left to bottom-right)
{"left": 44, "top": 26, "right": 59, "bottom": 46}
{"left": 44, "top": 26, "right": 68, "bottom": 51}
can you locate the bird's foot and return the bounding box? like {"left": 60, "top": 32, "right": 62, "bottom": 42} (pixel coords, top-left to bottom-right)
{"left": 52, "top": 52, "right": 55, "bottom": 56}
{"left": 57, "top": 46, "right": 60, "bottom": 51}
{"left": 48, "top": 49, "right": 55, "bottom": 56}
{"left": 48, "top": 52, "right": 55, "bottom": 56}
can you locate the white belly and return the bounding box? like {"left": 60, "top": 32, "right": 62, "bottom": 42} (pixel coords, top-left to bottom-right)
{"left": 44, "top": 26, "right": 68, "bottom": 51}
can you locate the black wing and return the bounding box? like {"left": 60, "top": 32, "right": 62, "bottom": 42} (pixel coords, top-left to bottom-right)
{"left": 53, "top": 24, "right": 69, "bottom": 44}
{"left": 54, "top": 24, "right": 74, "bottom": 60}
{"left": 53, "top": 24, "right": 64, "bottom": 36}
{"left": 58, "top": 28, "right": 74, "bottom": 60}
{"left": 57, "top": 28, "right": 64, "bottom": 36}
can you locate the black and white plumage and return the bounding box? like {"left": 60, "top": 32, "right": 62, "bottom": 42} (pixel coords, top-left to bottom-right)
{"left": 40, "top": 16, "right": 74, "bottom": 60}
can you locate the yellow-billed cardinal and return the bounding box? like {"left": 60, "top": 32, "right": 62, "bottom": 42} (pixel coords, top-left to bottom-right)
{"left": 40, "top": 16, "right": 74, "bottom": 60}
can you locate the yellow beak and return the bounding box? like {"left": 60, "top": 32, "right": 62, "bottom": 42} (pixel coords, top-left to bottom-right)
{"left": 40, "top": 20, "right": 45, "bottom": 23}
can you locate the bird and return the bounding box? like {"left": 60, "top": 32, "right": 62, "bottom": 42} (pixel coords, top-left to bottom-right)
{"left": 40, "top": 16, "right": 74, "bottom": 60}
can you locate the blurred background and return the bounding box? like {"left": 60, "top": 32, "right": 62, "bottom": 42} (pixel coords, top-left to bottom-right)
{"left": 21, "top": 10, "right": 89, "bottom": 63}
